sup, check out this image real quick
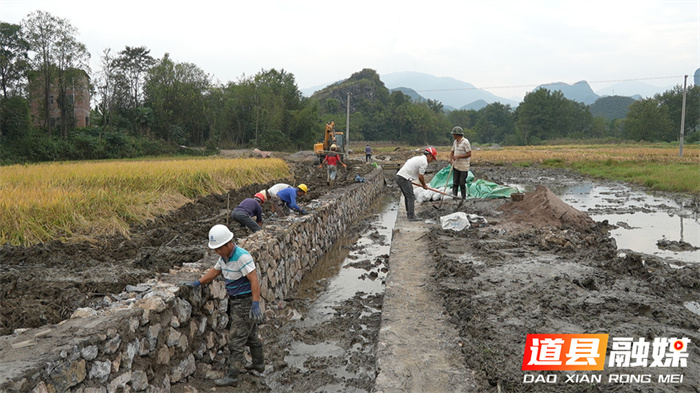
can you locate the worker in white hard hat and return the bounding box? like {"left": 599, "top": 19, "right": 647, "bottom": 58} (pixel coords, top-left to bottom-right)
{"left": 319, "top": 144, "right": 347, "bottom": 186}
{"left": 180, "top": 224, "right": 265, "bottom": 387}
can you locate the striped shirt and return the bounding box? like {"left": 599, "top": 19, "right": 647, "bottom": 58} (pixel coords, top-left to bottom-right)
{"left": 451, "top": 137, "right": 472, "bottom": 172}
{"left": 214, "top": 245, "right": 256, "bottom": 297}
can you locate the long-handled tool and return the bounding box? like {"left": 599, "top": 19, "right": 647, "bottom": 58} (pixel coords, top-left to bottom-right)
{"left": 438, "top": 164, "right": 454, "bottom": 209}
{"left": 411, "top": 182, "right": 464, "bottom": 199}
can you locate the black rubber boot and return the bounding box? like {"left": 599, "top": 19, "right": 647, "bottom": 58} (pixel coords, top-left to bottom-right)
{"left": 215, "top": 359, "right": 241, "bottom": 387}
{"left": 245, "top": 346, "right": 265, "bottom": 373}
{"left": 214, "top": 370, "right": 239, "bottom": 387}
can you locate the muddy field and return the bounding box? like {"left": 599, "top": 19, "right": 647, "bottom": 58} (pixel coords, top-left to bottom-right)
{"left": 424, "top": 165, "right": 700, "bottom": 393}
{"left": 1, "top": 150, "right": 699, "bottom": 392}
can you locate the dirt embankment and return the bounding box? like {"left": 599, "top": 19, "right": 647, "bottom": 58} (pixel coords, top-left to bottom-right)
{"left": 420, "top": 165, "right": 700, "bottom": 392}
{"left": 0, "top": 154, "right": 374, "bottom": 336}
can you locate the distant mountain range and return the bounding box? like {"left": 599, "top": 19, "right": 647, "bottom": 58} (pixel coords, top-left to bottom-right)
{"left": 301, "top": 71, "right": 676, "bottom": 109}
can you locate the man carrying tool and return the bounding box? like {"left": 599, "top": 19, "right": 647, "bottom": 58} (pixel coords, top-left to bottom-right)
{"left": 276, "top": 184, "right": 309, "bottom": 217}
{"left": 319, "top": 144, "right": 346, "bottom": 186}
{"left": 231, "top": 193, "right": 265, "bottom": 233}
{"left": 180, "top": 224, "right": 266, "bottom": 387}
{"left": 396, "top": 147, "right": 437, "bottom": 221}
{"left": 449, "top": 126, "right": 472, "bottom": 199}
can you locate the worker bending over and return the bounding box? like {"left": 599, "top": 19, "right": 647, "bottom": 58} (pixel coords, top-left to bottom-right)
{"left": 231, "top": 193, "right": 265, "bottom": 232}
{"left": 276, "top": 184, "right": 309, "bottom": 217}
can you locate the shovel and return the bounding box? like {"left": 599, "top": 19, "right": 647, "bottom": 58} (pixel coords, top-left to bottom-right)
{"left": 438, "top": 164, "right": 454, "bottom": 209}
{"left": 411, "top": 182, "right": 464, "bottom": 200}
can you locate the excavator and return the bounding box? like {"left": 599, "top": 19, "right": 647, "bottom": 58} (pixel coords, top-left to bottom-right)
{"left": 314, "top": 121, "right": 346, "bottom": 163}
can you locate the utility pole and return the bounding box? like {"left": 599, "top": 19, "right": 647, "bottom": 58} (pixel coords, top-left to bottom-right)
{"left": 679, "top": 75, "right": 688, "bottom": 157}
{"left": 346, "top": 93, "right": 351, "bottom": 157}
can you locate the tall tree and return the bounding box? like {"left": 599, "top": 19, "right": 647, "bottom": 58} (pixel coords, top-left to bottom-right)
{"left": 624, "top": 98, "right": 673, "bottom": 141}
{"left": 144, "top": 53, "right": 211, "bottom": 144}
{"left": 657, "top": 85, "right": 700, "bottom": 141}
{"left": 476, "top": 103, "right": 514, "bottom": 143}
{"left": 115, "top": 46, "right": 155, "bottom": 111}
{"left": 22, "top": 11, "right": 89, "bottom": 137}
{"left": 0, "top": 22, "right": 30, "bottom": 98}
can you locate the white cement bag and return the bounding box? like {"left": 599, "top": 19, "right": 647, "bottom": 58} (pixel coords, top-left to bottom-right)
{"left": 414, "top": 187, "right": 431, "bottom": 203}
{"left": 440, "top": 212, "right": 471, "bottom": 231}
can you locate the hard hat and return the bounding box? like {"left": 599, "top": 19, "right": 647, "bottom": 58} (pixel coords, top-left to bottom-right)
{"left": 298, "top": 184, "right": 308, "bottom": 193}
{"left": 424, "top": 146, "right": 438, "bottom": 159}
{"left": 208, "top": 224, "right": 233, "bottom": 249}
{"left": 451, "top": 126, "right": 464, "bottom": 136}
{"left": 330, "top": 144, "right": 337, "bottom": 150}
{"left": 254, "top": 192, "right": 266, "bottom": 203}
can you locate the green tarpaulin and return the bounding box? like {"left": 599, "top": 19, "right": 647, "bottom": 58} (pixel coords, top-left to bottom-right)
{"left": 429, "top": 165, "right": 520, "bottom": 199}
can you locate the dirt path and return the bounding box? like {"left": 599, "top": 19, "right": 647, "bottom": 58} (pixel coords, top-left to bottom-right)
{"left": 374, "top": 199, "right": 478, "bottom": 392}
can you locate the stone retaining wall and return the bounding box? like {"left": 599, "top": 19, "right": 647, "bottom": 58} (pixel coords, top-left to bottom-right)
{"left": 0, "top": 169, "right": 385, "bottom": 393}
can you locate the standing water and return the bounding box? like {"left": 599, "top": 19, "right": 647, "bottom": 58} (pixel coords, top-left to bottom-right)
{"left": 265, "top": 196, "right": 398, "bottom": 392}
{"left": 513, "top": 181, "right": 700, "bottom": 264}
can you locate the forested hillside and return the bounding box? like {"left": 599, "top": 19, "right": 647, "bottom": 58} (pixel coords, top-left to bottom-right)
{"left": 1, "top": 12, "right": 699, "bottom": 164}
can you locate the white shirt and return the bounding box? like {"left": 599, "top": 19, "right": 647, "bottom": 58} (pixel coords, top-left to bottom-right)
{"left": 268, "top": 183, "right": 292, "bottom": 196}
{"left": 397, "top": 155, "right": 429, "bottom": 181}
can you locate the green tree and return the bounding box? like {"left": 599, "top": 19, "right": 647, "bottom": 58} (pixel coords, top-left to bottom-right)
{"left": 0, "top": 96, "right": 31, "bottom": 139}
{"left": 657, "top": 85, "right": 700, "bottom": 142}
{"left": 22, "top": 11, "right": 89, "bottom": 137}
{"left": 115, "top": 46, "right": 155, "bottom": 111}
{"left": 475, "top": 102, "right": 514, "bottom": 143}
{"left": 624, "top": 98, "right": 673, "bottom": 141}
{"left": 144, "top": 53, "right": 211, "bottom": 144}
{"left": 515, "top": 88, "right": 588, "bottom": 144}
{"left": 0, "top": 22, "right": 30, "bottom": 98}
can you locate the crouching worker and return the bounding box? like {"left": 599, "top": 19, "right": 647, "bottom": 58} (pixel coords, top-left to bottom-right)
{"left": 180, "top": 224, "right": 266, "bottom": 387}
{"left": 231, "top": 193, "right": 265, "bottom": 233}
{"left": 275, "top": 184, "right": 309, "bottom": 217}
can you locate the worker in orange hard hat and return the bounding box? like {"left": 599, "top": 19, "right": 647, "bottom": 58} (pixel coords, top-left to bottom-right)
{"left": 230, "top": 193, "right": 265, "bottom": 232}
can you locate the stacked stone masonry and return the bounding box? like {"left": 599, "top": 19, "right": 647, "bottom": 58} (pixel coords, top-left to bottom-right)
{"left": 0, "top": 169, "right": 385, "bottom": 392}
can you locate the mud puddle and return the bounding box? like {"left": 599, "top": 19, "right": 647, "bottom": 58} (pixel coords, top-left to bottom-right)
{"left": 508, "top": 181, "right": 700, "bottom": 264}
{"left": 263, "top": 195, "right": 397, "bottom": 393}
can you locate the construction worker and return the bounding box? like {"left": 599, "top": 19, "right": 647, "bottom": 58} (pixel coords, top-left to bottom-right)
{"left": 365, "top": 144, "right": 372, "bottom": 162}
{"left": 449, "top": 126, "right": 472, "bottom": 199}
{"left": 396, "top": 147, "right": 437, "bottom": 221}
{"left": 259, "top": 183, "right": 292, "bottom": 215}
{"left": 180, "top": 224, "right": 265, "bottom": 387}
{"left": 231, "top": 193, "right": 265, "bottom": 233}
{"left": 276, "top": 184, "right": 308, "bottom": 217}
{"left": 319, "top": 144, "right": 346, "bottom": 186}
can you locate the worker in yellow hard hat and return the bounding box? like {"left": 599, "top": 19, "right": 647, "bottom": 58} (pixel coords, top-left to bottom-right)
{"left": 275, "top": 184, "right": 309, "bottom": 217}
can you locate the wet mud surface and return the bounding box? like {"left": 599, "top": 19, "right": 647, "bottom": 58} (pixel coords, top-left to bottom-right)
{"left": 423, "top": 165, "right": 700, "bottom": 392}
{"left": 2, "top": 151, "right": 700, "bottom": 392}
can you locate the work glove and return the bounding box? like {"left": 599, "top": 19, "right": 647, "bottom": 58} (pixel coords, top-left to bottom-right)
{"left": 249, "top": 301, "right": 264, "bottom": 324}
{"left": 179, "top": 280, "right": 200, "bottom": 288}
{"left": 299, "top": 209, "right": 308, "bottom": 215}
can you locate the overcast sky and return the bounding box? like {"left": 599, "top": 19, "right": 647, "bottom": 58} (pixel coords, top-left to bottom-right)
{"left": 2, "top": 0, "right": 698, "bottom": 101}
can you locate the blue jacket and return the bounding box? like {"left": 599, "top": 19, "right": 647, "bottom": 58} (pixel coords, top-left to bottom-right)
{"left": 277, "top": 187, "right": 301, "bottom": 211}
